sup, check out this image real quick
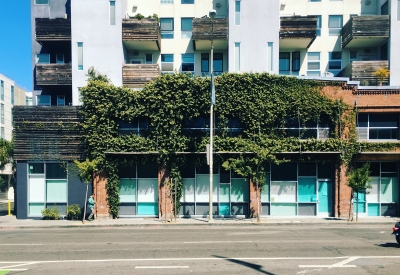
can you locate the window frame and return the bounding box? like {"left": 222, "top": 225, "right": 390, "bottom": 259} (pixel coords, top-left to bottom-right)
{"left": 357, "top": 113, "right": 399, "bottom": 140}
{"left": 110, "top": 1, "right": 116, "bottom": 25}
{"left": 181, "top": 17, "right": 193, "bottom": 39}
{"left": 0, "top": 103, "right": 4, "bottom": 124}
{"left": 161, "top": 54, "right": 174, "bottom": 74}
{"left": 328, "top": 15, "right": 343, "bottom": 36}
{"left": 328, "top": 51, "right": 342, "bottom": 76}
{"left": 0, "top": 80, "right": 4, "bottom": 101}
{"left": 77, "top": 42, "right": 83, "bottom": 70}
{"left": 307, "top": 52, "right": 321, "bottom": 76}
{"left": 181, "top": 54, "right": 195, "bottom": 74}
{"left": 160, "top": 18, "right": 174, "bottom": 39}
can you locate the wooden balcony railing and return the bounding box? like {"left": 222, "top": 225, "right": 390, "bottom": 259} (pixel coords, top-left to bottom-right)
{"left": 342, "top": 15, "right": 389, "bottom": 49}
{"left": 337, "top": 60, "right": 389, "bottom": 85}
{"left": 122, "top": 19, "right": 161, "bottom": 51}
{"left": 36, "top": 64, "right": 72, "bottom": 86}
{"left": 35, "top": 18, "right": 71, "bottom": 42}
{"left": 279, "top": 16, "right": 317, "bottom": 49}
{"left": 192, "top": 17, "right": 228, "bottom": 50}
{"left": 123, "top": 64, "right": 161, "bottom": 88}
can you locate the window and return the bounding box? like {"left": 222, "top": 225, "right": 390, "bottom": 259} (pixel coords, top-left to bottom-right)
{"left": 160, "top": 18, "right": 174, "bottom": 39}
{"left": 36, "top": 54, "right": 50, "bottom": 64}
{"left": 35, "top": 0, "right": 49, "bottom": 4}
{"left": 28, "top": 163, "right": 68, "bottom": 217}
{"left": 110, "top": 1, "right": 116, "bottom": 25}
{"left": 307, "top": 52, "right": 320, "bottom": 76}
{"left": 77, "top": 42, "right": 83, "bottom": 70}
{"left": 56, "top": 54, "right": 64, "bottom": 64}
{"left": 279, "top": 52, "right": 290, "bottom": 74}
{"left": 235, "top": 1, "right": 241, "bottom": 25}
{"left": 57, "top": 95, "right": 65, "bottom": 106}
{"left": 201, "top": 54, "right": 209, "bottom": 75}
{"left": 181, "top": 54, "right": 194, "bottom": 74}
{"left": 181, "top": 18, "right": 193, "bottom": 39}
{"left": 315, "top": 15, "right": 321, "bottom": 36}
{"left": 328, "top": 15, "right": 342, "bottom": 36}
{"left": 398, "top": 0, "right": 400, "bottom": 21}
{"left": 350, "top": 51, "right": 357, "bottom": 62}
{"left": 145, "top": 54, "right": 153, "bottom": 64}
{"left": 161, "top": 54, "right": 174, "bottom": 74}
{"left": 181, "top": 0, "right": 194, "bottom": 3}
{"left": 0, "top": 81, "right": 3, "bottom": 101}
{"left": 118, "top": 118, "right": 149, "bottom": 136}
{"left": 267, "top": 42, "right": 273, "bottom": 72}
{"left": 37, "top": 95, "right": 51, "bottom": 106}
{"left": 213, "top": 53, "right": 223, "bottom": 75}
{"left": 11, "top": 85, "right": 14, "bottom": 105}
{"left": 357, "top": 114, "right": 398, "bottom": 140}
{"left": 328, "top": 52, "right": 342, "bottom": 75}
{"left": 309, "top": 0, "right": 321, "bottom": 2}
{"left": 161, "top": 0, "right": 173, "bottom": 4}
{"left": 234, "top": 43, "right": 240, "bottom": 72}
{"left": 292, "top": 51, "right": 300, "bottom": 74}
{"left": 1, "top": 127, "right": 4, "bottom": 139}
{"left": 0, "top": 104, "right": 3, "bottom": 124}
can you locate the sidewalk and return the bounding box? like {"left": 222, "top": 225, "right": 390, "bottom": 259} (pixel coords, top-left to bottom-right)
{"left": 0, "top": 215, "right": 399, "bottom": 229}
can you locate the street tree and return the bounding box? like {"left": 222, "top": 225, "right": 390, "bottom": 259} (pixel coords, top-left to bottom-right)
{"left": 347, "top": 163, "right": 371, "bottom": 221}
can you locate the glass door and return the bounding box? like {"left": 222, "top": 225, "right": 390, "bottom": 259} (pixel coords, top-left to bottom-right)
{"left": 317, "top": 180, "right": 331, "bottom": 216}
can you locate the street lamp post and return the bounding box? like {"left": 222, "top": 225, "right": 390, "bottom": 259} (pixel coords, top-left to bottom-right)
{"left": 209, "top": 9, "right": 216, "bottom": 222}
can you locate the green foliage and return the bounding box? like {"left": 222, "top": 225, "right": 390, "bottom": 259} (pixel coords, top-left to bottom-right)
{"left": 0, "top": 138, "right": 13, "bottom": 171}
{"left": 347, "top": 163, "right": 372, "bottom": 194}
{"left": 66, "top": 204, "right": 81, "bottom": 220}
{"left": 41, "top": 206, "right": 61, "bottom": 220}
{"left": 79, "top": 69, "right": 400, "bottom": 216}
{"left": 73, "top": 158, "right": 98, "bottom": 184}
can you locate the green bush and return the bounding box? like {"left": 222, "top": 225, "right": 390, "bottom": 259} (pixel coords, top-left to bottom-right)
{"left": 67, "top": 204, "right": 81, "bottom": 220}
{"left": 41, "top": 206, "right": 61, "bottom": 220}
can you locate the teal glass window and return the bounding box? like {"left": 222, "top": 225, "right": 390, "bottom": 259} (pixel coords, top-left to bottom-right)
{"left": 119, "top": 179, "right": 136, "bottom": 202}
{"left": 46, "top": 180, "right": 67, "bottom": 202}
{"left": 231, "top": 178, "right": 248, "bottom": 202}
{"left": 298, "top": 178, "right": 316, "bottom": 202}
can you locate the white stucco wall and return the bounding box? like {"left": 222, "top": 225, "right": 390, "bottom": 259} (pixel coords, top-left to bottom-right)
{"left": 228, "top": 0, "right": 280, "bottom": 74}
{"left": 71, "top": 0, "right": 125, "bottom": 105}
{"left": 389, "top": 0, "right": 400, "bottom": 85}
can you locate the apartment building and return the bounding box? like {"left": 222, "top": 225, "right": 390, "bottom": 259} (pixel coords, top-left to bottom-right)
{"left": 18, "top": 0, "right": 399, "bottom": 219}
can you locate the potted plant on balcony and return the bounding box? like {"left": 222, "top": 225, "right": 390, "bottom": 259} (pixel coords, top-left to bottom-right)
{"left": 373, "top": 67, "right": 390, "bottom": 86}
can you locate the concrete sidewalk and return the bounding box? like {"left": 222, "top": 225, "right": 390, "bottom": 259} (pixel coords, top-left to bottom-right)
{"left": 0, "top": 214, "right": 399, "bottom": 229}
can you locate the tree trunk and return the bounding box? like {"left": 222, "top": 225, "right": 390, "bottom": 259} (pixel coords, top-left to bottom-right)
{"left": 82, "top": 184, "right": 88, "bottom": 224}
{"left": 356, "top": 192, "right": 359, "bottom": 222}
{"left": 256, "top": 183, "right": 260, "bottom": 223}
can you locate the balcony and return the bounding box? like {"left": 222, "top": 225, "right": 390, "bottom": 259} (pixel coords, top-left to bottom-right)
{"left": 192, "top": 18, "right": 228, "bottom": 50}
{"left": 122, "top": 19, "right": 161, "bottom": 51}
{"left": 36, "top": 64, "right": 72, "bottom": 86}
{"left": 122, "top": 64, "right": 161, "bottom": 88}
{"left": 342, "top": 15, "right": 389, "bottom": 49}
{"left": 337, "top": 60, "right": 389, "bottom": 85}
{"left": 35, "top": 18, "right": 71, "bottom": 43}
{"left": 280, "top": 16, "right": 317, "bottom": 49}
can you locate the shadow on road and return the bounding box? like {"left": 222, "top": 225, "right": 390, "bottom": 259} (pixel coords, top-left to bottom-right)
{"left": 376, "top": 243, "right": 399, "bottom": 248}
{"left": 213, "top": 255, "right": 276, "bottom": 275}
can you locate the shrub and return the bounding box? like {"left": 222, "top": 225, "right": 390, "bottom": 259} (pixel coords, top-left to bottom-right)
{"left": 67, "top": 204, "right": 81, "bottom": 220}
{"left": 41, "top": 206, "right": 61, "bottom": 220}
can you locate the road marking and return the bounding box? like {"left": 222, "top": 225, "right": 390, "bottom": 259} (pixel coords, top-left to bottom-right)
{"left": 299, "top": 256, "right": 358, "bottom": 268}
{"left": 135, "top": 266, "right": 188, "bottom": 269}
{"left": 0, "top": 244, "right": 43, "bottom": 246}
{"left": 0, "top": 269, "right": 28, "bottom": 271}
{"left": 0, "top": 262, "right": 39, "bottom": 269}
{"left": 184, "top": 241, "right": 252, "bottom": 244}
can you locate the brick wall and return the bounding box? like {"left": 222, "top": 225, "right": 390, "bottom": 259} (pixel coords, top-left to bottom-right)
{"left": 93, "top": 171, "right": 110, "bottom": 219}
{"left": 158, "top": 165, "right": 174, "bottom": 220}
{"left": 249, "top": 178, "right": 261, "bottom": 218}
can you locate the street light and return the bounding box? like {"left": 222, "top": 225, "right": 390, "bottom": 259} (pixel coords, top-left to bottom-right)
{"left": 209, "top": 9, "right": 216, "bottom": 222}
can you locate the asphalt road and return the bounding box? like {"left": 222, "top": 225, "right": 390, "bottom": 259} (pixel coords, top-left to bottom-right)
{"left": 0, "top": 224, "right": 399, "bottom": 274}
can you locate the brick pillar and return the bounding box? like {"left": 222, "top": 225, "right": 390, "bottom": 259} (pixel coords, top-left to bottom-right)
{"left": 334, "top": 163, "right": 351, "bottom": 219}
{"left": 93, "top": 170, "right": 111, "bottom": 219}
{"left": 249, "top": 178, "right": 261, "bottom": 218}
{"left": 158, "top": 165, "right": 173, "bottom": 220}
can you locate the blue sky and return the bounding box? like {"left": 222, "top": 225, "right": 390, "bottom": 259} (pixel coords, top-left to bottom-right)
{"left": 0, "top": 1, "right": 32, "bottom": 91}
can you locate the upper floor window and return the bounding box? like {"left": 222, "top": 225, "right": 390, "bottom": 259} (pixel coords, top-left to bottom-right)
{"left": 181, "top": 0, "right": 194, "bottom": 3}
{"left": 315, "top": 15, "right": 321, "bottom": 36}
{"left": 1, "top": 127, "right": 4, "bottom": 139}
{"left": 160, "top": 18, "right": 174, "bottom": 39}
{"left": 397, "top": 0, "right": 400, "bottom": 20}
{"left": 283, "top": 116, "right": 330, "bottom": 140}
{"left": 77, "top": 42, "right": 83, "bottom": 70}
{"left": 235, "top": 1, "right": 241, "bottom": 25}
{"left": 161, "top": 0, "right": 174, "bottom": 4}
{"left": 181, "top": 54, "right": 194, "bottom": 74}
{"left": 145, "top": 54, "right": 153, "bottom": 64}
{"left": 350, "top": 51, "right": 357, "bottom": 62}
{"left": 161, "top": 54, "right": 174, "bottom": 74}
{"left": 57, "top": 95, "right": 65, "bottom": 106}
{"left": 11, "top": 85, "right": 14, "bottom": 105}
{"left": 118, "top": 118, "right": 149, "bottom": 136}
{"left": 279, "top": 52, "right": 290, "bottom": 74}
{"left": 56, "top": 54, "right": 64, "bottom": 64}
{"left": 181, "top": 18, "right": 193, "bottom": 39}
{"left": 328, "top": 52, "right": 342, "bottom": 76}
{"left": 37, "top": 95, "right": 51, "bottom": 106}
{"left": 0, "top": 104, "right": 4, "bottom": 124}
{"left": 307, "top": 52, "right": 320, "bottom": 76}
{"left": 35, "top": 0, "right": 49, "bottom": 4}
{"left": 110, "top": 1, "right": 116, "bottom": 25}
{"left": 0, "top": 81, "right": 3, "bottom": 101}
{"left": 309, "top": 0, "right": 321, "bottom": 2}
{"left": 234, "top": 43, "right": 240, "bottom": 72}
{"left": 357, "top": 113, "right": 398, "bottom": 140}
{"left": 328, "top": 15, "right": 342, "bottom": 36}
{"left": 36, "top": 54, "right": 50, "bottom": 64}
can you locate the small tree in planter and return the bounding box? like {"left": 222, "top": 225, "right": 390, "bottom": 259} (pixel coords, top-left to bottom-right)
{"left": 73, "top": 159, "right": 98, "bottom": 224}
{"left": 347, "top": 163, "right": 371, "bottom": 222}
{"left": 373, "top": 67, "right": 390, "bottom": 86}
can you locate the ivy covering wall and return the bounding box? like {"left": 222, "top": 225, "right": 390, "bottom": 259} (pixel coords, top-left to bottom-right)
{"left": 80, "top": 70, "right": 399, "bottom": 217}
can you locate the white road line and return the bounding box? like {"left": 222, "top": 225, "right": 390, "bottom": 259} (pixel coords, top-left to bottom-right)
{"left": 184, "top": 241, "right": 252, "bottom": 244}
{"left": 0, "top": 262, "right": 39, "bottom": 269}
{"left": 135, "top": 266, "right": 189, "bottom": 269}
{"left": 0, "top": 244, "right": 43, "bottom": 246}
{"left": 299, "top": 256, "right": 359, "bottom": 268}
{"left": 0, "top": 269, "right": 28, "bottom": 271}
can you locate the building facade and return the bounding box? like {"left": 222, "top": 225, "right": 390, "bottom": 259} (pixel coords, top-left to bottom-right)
{"left": 18, "top": 0, "right": 400, "bottom": 219}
